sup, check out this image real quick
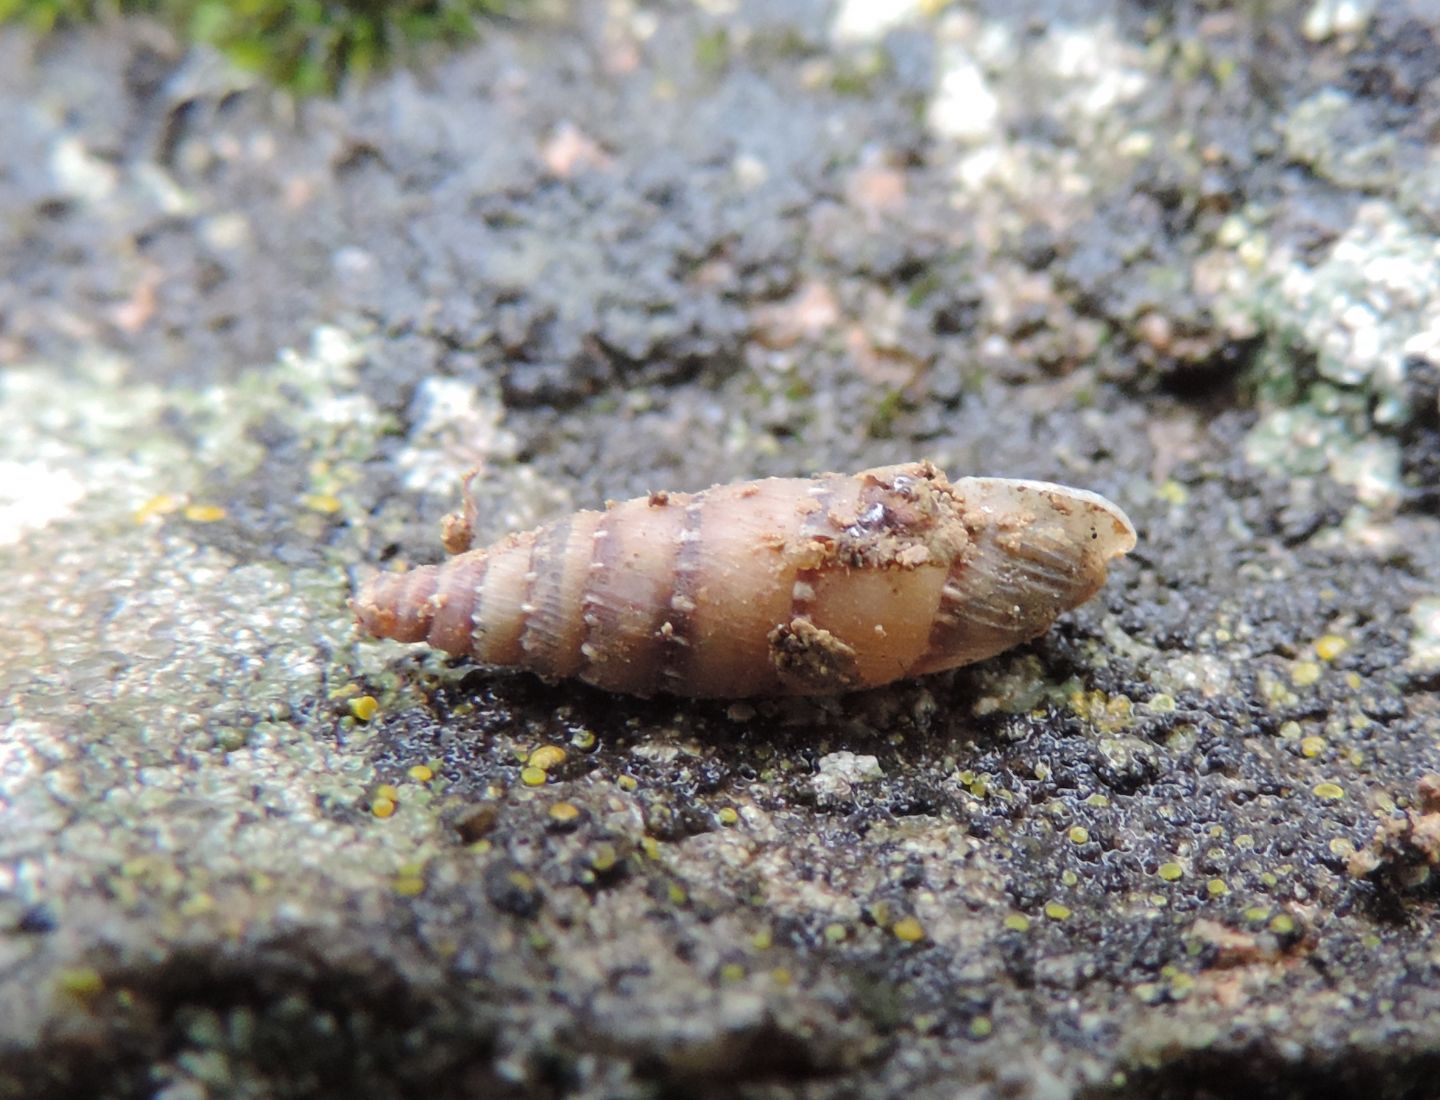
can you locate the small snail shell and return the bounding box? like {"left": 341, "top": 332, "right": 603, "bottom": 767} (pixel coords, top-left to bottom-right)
{"left": 354, "top": 461, "right": 1136, "bottom": 698}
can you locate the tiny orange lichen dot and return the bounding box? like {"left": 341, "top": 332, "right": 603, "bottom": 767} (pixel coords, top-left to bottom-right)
{"left": 353, "top": 462, "right": 1136, "bottom": 698}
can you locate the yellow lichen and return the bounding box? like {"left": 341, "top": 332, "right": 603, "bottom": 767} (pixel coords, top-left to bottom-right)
{"left": 1069, "top": 689, "right": 1135, "bottom": 733}
{"left": 527, "top": 745, "right": 567, "bottom": 770}
{"left": 56, "top": 966, "right": 104, "bottom": 1001}
{"left": 348, "top": 695, "right": 379, "bottom": 722}
{"left": 183, "top": 503, "right": 227, "bottom": 523}
{"left": 519, "top": 766, "right": 547, "bottom": 787}
{"left": 1068, "top": 826, "right": 1090, "bottom": 845}
{"left": 892, "top": 916, "right": 926, "bottom": 942}
{"left": 407, "top": 763, "right": 433, "bottom": 782}
{"left": 179, "top": 892, "right": 215, "bottom": 917}
{"left": 1003, "top": 913, "right": 1031, "bottom": 933}
{"left": 569, "top": 728, "right": 597, "bottom": 751}
{"left": 1312, "top": 781, "right": 1345, "bottom": 801}
{"left": 1156, "top": 480, "right": 1189, "bottom": 505}
{"left": 547, "top": 801, "right": 581, "bottom": 824}
{"left": 1043, "top": 901, "right": 1072, "bottom": 921}
{"left": 1158, "top": 862, "right": 1184, "bottom": 882}
{"left": 134, "top": 493, "right": 181, "bottom": 523}
{"left": 370, "top": 796, "right": 396, "bottom": 818}
{"left": 958, "top": 770, "right": 990, "bottom": 798}
{"left": 1315, "top": 634, "right": 1349, "bottom": 661}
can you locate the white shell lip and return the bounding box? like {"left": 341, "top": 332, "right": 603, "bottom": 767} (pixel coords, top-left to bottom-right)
{"left": 959, "top": 477, "right": 1138, "bottom": 559}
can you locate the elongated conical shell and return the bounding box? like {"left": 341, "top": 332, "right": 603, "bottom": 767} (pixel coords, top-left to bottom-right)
{"left": 354, "top": 462, "right": 1135, "bottom": 698}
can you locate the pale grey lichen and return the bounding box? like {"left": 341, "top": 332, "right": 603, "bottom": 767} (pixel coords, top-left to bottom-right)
{"left": 1237, "top": 194, "right": 1437, "bottom": 500}
{"left": 1283, "top": 89, "right": 1398, "bottom": 192}
{"left": 1300, "top": 0, "right": 1377, "bottom": 43}
{"left": 1244, "top": 405, "right": 1401, "bottom": 508}
{"left": 395, "top": 376, "right": 517, "bottom": 497}
{"left": 1269, "top": 202, "right": 1440, "bottom": 421}
{"left": 1408, "top": 597, "right": 1440, "bottom": 679}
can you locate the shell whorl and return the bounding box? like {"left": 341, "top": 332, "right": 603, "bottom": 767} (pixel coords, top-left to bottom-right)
{"left": 353, "top": 462, "right": 1136, "bottom": 698}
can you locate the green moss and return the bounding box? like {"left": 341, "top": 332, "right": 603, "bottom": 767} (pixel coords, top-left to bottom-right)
{"left": 692, "top": 27, "right": 730, "bottom": 73}
{"left": 0, "top": 0, "right": 518, "bottom": 94}
{"left": 866, "top": 387, "right": 909, "bottom": 440}
{"left": 904, "top": 269, "right": 945, "bottom": 309}
{"left": 830, "top": 46, "right": 893, "bottom": 97}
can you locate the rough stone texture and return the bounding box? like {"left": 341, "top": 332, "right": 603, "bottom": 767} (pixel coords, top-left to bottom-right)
{"left": 2, "top": 1, "right": 1439, "bottom": 1098}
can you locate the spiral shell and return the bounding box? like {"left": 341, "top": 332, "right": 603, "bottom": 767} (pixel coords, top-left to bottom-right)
{"left": 354, "top": 461, "right": 1136, "bottom": 698}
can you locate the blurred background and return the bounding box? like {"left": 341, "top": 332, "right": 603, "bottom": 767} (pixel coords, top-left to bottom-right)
{"left": 2, "top": 2, "right": 1438, "bottom": 1097}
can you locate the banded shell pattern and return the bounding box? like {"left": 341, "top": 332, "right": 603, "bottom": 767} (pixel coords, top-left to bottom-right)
{"left": 354, "top": 461, "right": 1136, "bottom": 698}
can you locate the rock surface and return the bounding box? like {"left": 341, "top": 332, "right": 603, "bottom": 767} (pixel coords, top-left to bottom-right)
{"left": 2, "top": 2, "right": 1439, "bottom": 1097}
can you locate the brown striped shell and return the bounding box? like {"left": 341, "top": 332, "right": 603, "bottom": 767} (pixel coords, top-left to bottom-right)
{"left": 353, "top": 461, "right": 1136, "bottom": 698}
